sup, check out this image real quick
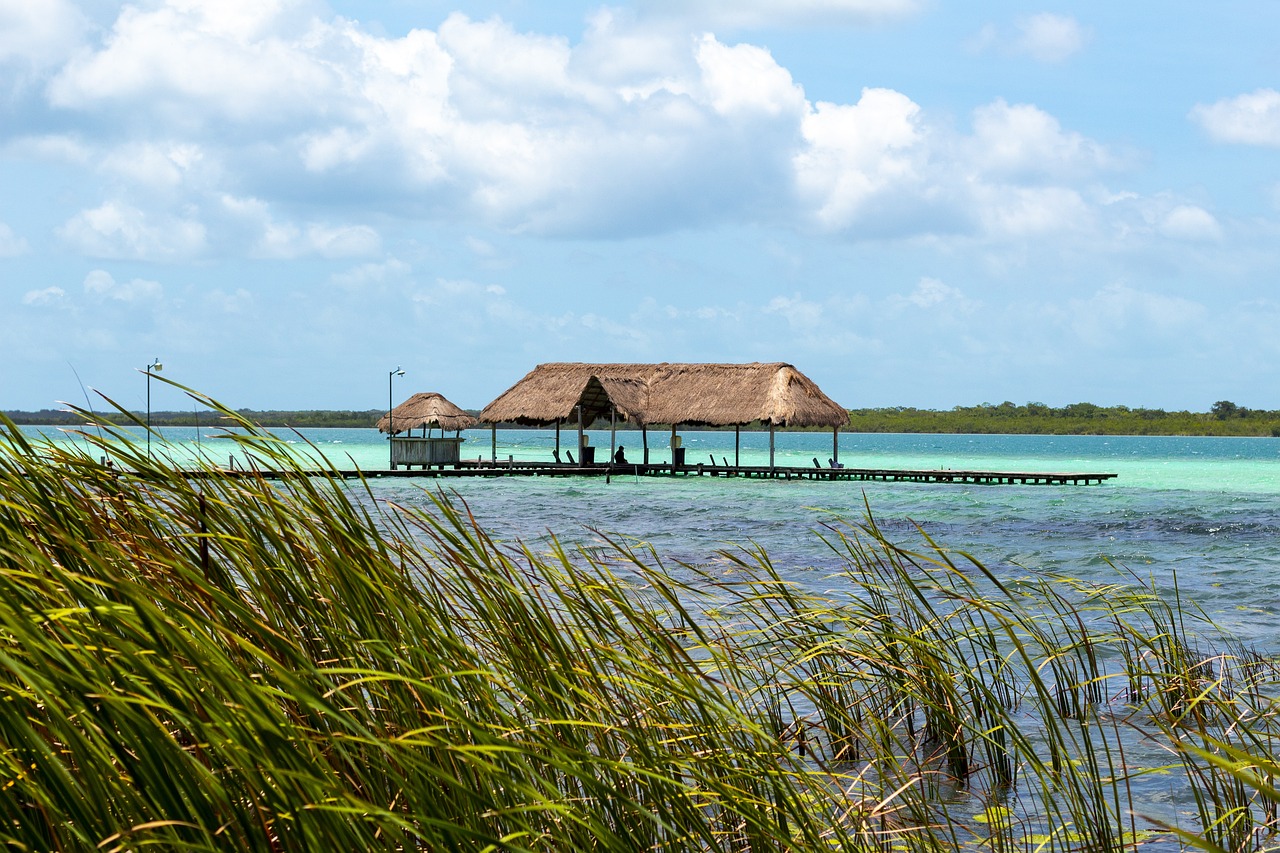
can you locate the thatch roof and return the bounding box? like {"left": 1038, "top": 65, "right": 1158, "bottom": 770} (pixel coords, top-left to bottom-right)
{"left": 478, "top": 363, "right": 847, "bottom": 428}
{"left": 377, "top": 392, "right": 478, "bottom": 435}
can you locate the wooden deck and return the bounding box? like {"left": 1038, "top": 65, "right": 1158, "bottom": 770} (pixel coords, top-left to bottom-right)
{"left": 233, "top": 459, "right": 1115, "bottom": 486}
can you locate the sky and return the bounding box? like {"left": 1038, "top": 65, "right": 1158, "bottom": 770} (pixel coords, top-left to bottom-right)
{"left": 3, "top": 0, "right": 1280, "bottom": 415}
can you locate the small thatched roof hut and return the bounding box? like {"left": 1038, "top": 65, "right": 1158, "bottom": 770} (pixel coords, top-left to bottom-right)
{"left": 478, "top": 362, "right": 846, "bottom": 428}
{"left": 377, "top": 392, "right": 478, "bottom": 435}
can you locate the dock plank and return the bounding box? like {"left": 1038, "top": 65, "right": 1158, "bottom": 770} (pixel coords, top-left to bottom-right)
{"left": 217, "top": 461, "right": 1115, "bottom": 486}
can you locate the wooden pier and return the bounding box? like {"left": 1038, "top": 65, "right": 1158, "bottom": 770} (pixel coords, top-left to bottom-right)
{"left": 238, "top": 459, "right": 1114, "bottom": 486}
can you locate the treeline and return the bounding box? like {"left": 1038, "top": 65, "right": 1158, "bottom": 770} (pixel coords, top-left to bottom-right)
{"left": 3, "top": 409, "right": 387, "bottom": 428}
{"left": 8, "top": 400, "right": 1280, "bottom": 436}
{"left": 847, "top": 401, "right": 1280, "bottom": 436}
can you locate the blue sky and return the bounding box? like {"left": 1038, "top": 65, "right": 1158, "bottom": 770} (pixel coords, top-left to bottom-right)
{"left": 3, "top": 1, "right": 1280, "bottom": 414}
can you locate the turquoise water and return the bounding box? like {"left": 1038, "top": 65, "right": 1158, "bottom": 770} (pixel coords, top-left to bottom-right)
{"left": 28, "top": 426, "right": 1280, "bottom": 648}
{"left": 18, "top": 424, "right": 1280, "bottom": 836}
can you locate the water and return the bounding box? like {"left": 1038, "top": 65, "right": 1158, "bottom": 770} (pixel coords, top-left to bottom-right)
{"left": 17, "top": 423, "right": 1280, "bottom": 838}
{"left": 30, "top": 425, "right": 1280, "bottom": 644}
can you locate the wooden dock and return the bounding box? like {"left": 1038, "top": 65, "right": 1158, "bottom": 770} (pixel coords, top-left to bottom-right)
{"left": 232, "top": 460, "right": 1115, "bottom": 486}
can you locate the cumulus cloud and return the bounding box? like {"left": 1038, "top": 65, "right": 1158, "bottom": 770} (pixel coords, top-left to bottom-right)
{"left": 968, "top": 99, "right": 1113, "bottom": 181}
{"left": 22, "top": 2, "right": 1137, "bottom": 250}
{"left": 0, "top": 222, "right": 28, "bottom": 256}
{"left": 0, "top": 0, "right": 89, "bottom": 70}
{"left": 59, "top": 202, "right": 207, "bottom": 260}
{"left": 1191, "top": 89, "right": 1280, "bottom": 146}
{"left": 47, "top": 0, "right": 338, "bottom": 126}
{"left": 794, "top": 87, "right": 926, "bottom": 230}
{"left": 695, "top": 35, "right": 804, "bottom": 118}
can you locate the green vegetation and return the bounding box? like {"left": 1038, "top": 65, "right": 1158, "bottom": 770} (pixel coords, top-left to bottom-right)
{"left": 848, "top": 400, "right": 1280, "bottom": 436}
{"left": 2, "top": 390, "right": 1279, "bottom": 850}
{"left": 2, "top": 407, "right": 387, "bottom": 428}
{"left": 9, "top": 399, "right": 1280, "bottom": 435}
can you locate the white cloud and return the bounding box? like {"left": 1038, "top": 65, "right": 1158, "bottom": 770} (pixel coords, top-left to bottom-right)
{"left": 0, "top": 222, "right": 29, "bottom": 256}
{"left": 22, "top": 286, "right": 65, "bottom": 307}
{"left": 695, "top": 35, "right": 805, "bottom": 118}
{"left": 1068, "top": 283, "right": 1206, "bottom": 347}
{"left": 100, "top": 142, "right": 208, "bottom": 190}
{"left": 968, "top": 99, "right": 1112, "bottom": 181}
{"left": 47, "top": 0, "right": 338, "bottom": 126}
{"left": 330, "top": 258, "right": 412, "bottom": 288}
{"left": 794, "top": 87, "right": 926, "bottom": 229}
{"left": 22, "top": 3, "right": 1156, "bottom": 252}
{"left": 83, "top": 269, "right": 164, "bottom": 303}
{"left": 0, "top": 0, "right": 89, "bottom": 69}
{"left": 969, "top": 14, "right": 1088, "bottom": 63}
{"left": 258, "top": 221, "right": 381, "bottom": 258}
{"left": 203, "top": 287, "right": 254, "bottom": 314}
{"left": 1191, "top": 89, "right": 1280, "bottom": 146}
{"left": 900, "top": 277, "right": 971, "bottom": 311}
{"left": 1013, "top": 13, "right": 1087, "bottom": 63}
{"left": 976, "top": 186, "right": 1093, "bottom": 237}
{"left": 1160, "top": 205, "right": 1222, "bottom": 242}
{"left": 638, "top": 0, "right": 922, "bottom": 29}
{"left": 59, "top": 202, "right": 207, "bottom": 260}
{"left": 220, "top": 194, "right": 380, "bottom": 258}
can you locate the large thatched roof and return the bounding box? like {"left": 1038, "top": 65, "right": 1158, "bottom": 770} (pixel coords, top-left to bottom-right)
{"left": 479, "top": 363, "right": 847, "bottom": 428}
{"left": 377, "top": 392, "right": 478, "bottom": 435}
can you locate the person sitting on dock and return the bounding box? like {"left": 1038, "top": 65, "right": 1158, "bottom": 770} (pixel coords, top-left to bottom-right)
{"left": 614, "top": 445, "right": 627, "bottom": 464}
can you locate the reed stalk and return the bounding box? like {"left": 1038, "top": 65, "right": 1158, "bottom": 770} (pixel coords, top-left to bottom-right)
{"left": 2, "top": 386, "right": 1279, "bottom": 851}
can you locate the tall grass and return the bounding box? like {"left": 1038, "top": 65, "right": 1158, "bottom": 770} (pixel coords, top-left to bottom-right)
{"left": 2, "top": 391, "right": 1279, "bottom": 851}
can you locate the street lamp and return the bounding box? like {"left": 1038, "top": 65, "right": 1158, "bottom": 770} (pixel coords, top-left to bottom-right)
{"left": 389, "top": 366, "right": 405, "bottom": 468}
{"left": 143, "top": 357, "right": 162, "bottom": 458}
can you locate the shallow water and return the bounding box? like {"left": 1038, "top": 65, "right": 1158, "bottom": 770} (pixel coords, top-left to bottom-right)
{"left": 19, "top": 424, "right": 1280, "bottom": 838}
{"left": 33, "top": 425, "right": 1280, "bottom": 639}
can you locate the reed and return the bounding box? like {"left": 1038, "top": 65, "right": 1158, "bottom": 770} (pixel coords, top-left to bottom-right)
{"left": 2, "top": 388, "right": 1279, "bottom": 851}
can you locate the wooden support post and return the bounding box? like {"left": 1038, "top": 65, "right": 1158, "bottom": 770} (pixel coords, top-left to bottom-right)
{"left": 642, "top": 426, "right": 649, "bottom": 465}
{"left": 490, "top": 425, "right": 496, "bottom": 464}
{"left": 577, "top": 405, "right": 585, "bottom": 466}
{"left": 833, "top": 426, "right": 839, "bottom": 466}
{"left": 735, "top": 425, "right": 740, "bottom": 467}
{"left": 769, "top": 423, "right": 775, "bottom": 471}
{"left": 555, "top": 419, "right": 561, "bottom": 461}
{"left": 610, "top": 406, "right": 616, "bottom": 463}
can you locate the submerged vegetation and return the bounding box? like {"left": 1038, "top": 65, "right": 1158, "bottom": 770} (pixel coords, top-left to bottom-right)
{"left": 3, "top": 393, "right": 1280, "bottom": 850}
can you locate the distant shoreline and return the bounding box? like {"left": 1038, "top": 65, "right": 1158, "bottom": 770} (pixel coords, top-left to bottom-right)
{"left": 7, "top": 401, "right": 1279, "bottom": 437}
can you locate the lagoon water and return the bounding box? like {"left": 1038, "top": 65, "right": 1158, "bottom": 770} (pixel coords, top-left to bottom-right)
{"left": 29, "top": 424, "right": 1280, "bottom": 649}
{"left": 17, "top": 423, "right": 1280, "bottom": 835}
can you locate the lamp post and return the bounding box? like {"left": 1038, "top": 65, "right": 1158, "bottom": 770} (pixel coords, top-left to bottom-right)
{"left": 388, "top": 366, "right": 404, "bottom": 468}
{"left": 143, "top": 357, "right": 162, "bottom": 458}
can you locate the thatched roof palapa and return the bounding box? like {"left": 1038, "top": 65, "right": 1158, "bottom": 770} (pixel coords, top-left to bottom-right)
{"left": 378, "top": 392, "right": 478, "bottom": 435}
{"left": 479, "top": 363, "right": 846, "bottom": 428}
